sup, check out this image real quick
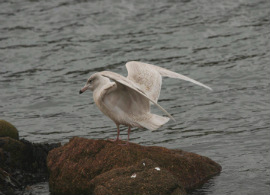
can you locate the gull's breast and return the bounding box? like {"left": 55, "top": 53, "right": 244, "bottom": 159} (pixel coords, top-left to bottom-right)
{"left": 97, "top": 86, "right": 150, "bottom": 127}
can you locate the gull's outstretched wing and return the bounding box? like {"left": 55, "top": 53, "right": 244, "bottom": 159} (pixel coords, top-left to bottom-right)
{"left": 126, "top": 61, "right": 212, "bottom": 103}
{"left": 100, "top": 71, "right": 175, "bottom": 122}
{"left": 126, "top": 61, "right": 162, "bottom": 103}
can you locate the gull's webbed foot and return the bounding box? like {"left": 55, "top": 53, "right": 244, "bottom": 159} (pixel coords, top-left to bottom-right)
{"left": 107, "top": 138, "right": 120, "bottom": 142}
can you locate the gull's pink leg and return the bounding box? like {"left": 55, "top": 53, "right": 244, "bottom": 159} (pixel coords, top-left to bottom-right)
{"left": 127, "top": 126, "right": 131, "bottom": 144}
{"left": 119, "top": 126, "right": 131, "bottom": 146}
{"left": 116, "top": 125, "right": 120, "bottom": 141}
{"left": 108, "top": 124, "right": 120, "bottom": 142}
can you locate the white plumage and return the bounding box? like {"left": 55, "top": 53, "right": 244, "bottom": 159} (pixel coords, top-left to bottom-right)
{"left": 79, "top": 61, "right": 212, "bottom": 144}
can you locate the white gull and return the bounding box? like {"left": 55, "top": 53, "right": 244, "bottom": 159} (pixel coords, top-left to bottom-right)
{"left": 79, "top": 61, "right": 212, "bottom": 144}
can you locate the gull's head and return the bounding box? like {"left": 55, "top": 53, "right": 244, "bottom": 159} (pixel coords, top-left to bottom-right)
{"left": 79, "top": 73, "right": 111, "bottom": 94}
{"left": 79, "top": 73, "right": 103, "bottom": 94}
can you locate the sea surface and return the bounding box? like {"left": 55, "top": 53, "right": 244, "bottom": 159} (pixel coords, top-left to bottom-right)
{"left": 0, "top": 0, "right": 269, "bottom": 194}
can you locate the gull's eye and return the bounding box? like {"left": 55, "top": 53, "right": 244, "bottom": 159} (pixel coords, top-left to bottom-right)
{"left": 88, "top": 77, "right": 95, "bottom": 84}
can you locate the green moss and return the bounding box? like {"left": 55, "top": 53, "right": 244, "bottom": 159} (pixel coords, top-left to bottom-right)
{"left": 0, "top": 119, "right": 19, "bottom": 140}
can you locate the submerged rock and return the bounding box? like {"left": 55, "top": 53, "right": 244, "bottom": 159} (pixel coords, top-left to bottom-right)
{"left": 0, "top": 119, "right": 19, "bottom": 140}
{"left": 47, "top": 137, "right": 222, "bottom": 195}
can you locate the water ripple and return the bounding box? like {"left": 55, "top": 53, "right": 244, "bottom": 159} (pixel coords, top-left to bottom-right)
{"left": 0, "top": 0, "right": 269, "bottom": 195}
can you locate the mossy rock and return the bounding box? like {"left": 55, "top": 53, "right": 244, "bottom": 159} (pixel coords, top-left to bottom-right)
{"left": 48, "top": 137, "right": 222, "bottom": 195}
{"left": 0, "top": 137, "right": 26, "bottom": 169}
{"left": 0, "top": 137, "right": 61, "bottom": 194}
{"left": 0, "top": 119, "right": 19, "bottom": 140}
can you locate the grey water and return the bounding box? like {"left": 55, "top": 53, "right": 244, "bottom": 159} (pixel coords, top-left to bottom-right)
{"left": 0, "top": 0, "right": 269, "bottom": 194}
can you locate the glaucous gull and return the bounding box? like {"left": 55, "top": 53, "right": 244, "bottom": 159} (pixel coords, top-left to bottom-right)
{"left": 79, "top": 61, "right": 212, "bottom": 144}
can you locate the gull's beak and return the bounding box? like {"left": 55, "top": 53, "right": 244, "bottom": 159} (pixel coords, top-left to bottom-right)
{"left": 79, "top": 85, "right": 89, "bottom": 94}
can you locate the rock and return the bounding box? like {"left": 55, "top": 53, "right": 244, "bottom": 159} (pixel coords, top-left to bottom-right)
{"left": 0, "top": 167, "right": 21, "bottom": 195}
{"left": 0, "top": 137, "right": 60, "bottom": 173}
{"left": 92, "top": 158, "right": 185, "bottom": 195}
{"left": 47, "top": 137, "right": 222, "bottom": 195}
{"left": 0, "top": 119, "right": 19, "bottom": 140}
{"left": 0, "top": 137, "right": 60, "bottom": 195}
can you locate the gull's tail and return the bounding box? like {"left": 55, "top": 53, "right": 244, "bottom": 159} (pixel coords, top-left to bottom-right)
{"left": 138, "top": 114, "right": 170, "bottom": 131}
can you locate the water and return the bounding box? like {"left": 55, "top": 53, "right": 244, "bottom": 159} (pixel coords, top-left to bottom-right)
{"left": 0, "top": 0, "right": 269, "bottom": 194}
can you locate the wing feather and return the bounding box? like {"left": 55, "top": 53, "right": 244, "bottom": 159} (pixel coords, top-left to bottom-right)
{"left": 126, "top": 61, "right": 212, "bottom": 103}
{"left": 100, "top": 71, "right": 175, "bottom": 122}
{"left": 150, "top": 64, "right": 213, "bottom": 91}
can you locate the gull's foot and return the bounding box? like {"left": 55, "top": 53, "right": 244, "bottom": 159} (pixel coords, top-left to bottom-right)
{"left": 107, "top": 138, "right": 120, "bottom": 142}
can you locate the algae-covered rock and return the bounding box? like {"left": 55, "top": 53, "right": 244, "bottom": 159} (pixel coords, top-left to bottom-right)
{"left": 0, "top": 119, "right": 19, "bottom": 140}
{"left": 47, "top": 137, "right": 222, "bottom": 195}
{"left": 0, "top": 137, "right": 26, "bottom": 170}
{"left": 92, "top": 158, "right": 186, "bottom": 195}
{"left": 0, "top": 137, "right": 60, "bottom": 173}
{"left": 0, "top": 137, "right": 61, "bottom": 195}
